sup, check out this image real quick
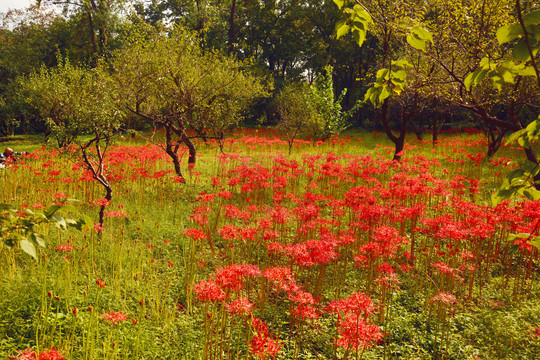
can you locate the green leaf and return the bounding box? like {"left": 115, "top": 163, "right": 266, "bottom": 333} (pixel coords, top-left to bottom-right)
{"left": 391, "top": 60, "right": 413, "bottom": 68}
{"left": 496, "top": 23, "right": 523, "bottom": 44}
{"left": 59, "top": 204, "right": 79, "bottom": 214}
{"left": 52, "top": 214, "right": 67, "bottom": 230}
{"left": 376, "top": 68, "right": 390, "bottom": 81}
{"left": 524, "top": 10, "right": 540, "bottom": 26}
{"left": 352, "top": 29, "right": 366, "bottom": 47}
{"left": 498, "top": 68, "right": 515, "bottom": 84}
{"left": 508, "top": 233, "right": 533, "bottom": 241}
{"left": 392, "top": 70, "right": 407, "bottom": 81}
{"left": 518, "top": 66, "right": 537, "bottom": 76}
{"left": 522, "top": 188, "right": 540, "bottom": 201}
{"left": 407, "top": 33, "right": 426, "bottom": 51}
{"left": 363, "top": 87, "right": 375, "bottom": 103}
{"left": 413, "top": 27, "right": 433, "bottom": 42}
{"left": 380, "top": 86, "right": 391, "bottom": 100}
{"left": 506, "top": 129, "right": 527, "bottom": 144}
{"left": 30, "top": 233, "right": 45, "bottom": 247}
{"left": 512, "top": 38, "right": 531, "bottom": 62}
{"left": 517, "top": 135, "right": 531, "bottom": 149}
{"left": 530, "top": 237, "right": 540, "bottom": 251}
{"left": 518, "top": 159, "right": 540, "bottom": 174}
{"left": 335, "top": 19, "right": 350, "bottom": 39}
{"left": 333, "top": 0, "right": 345, "bottom": 9}
{"left": 20, "top": 238, "right": 37, "bottom": 259}
{"left": 464, "top": 69, "right": 489, "bottom": 91}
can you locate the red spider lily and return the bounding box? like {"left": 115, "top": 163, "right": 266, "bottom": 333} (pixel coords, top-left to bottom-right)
{"left": 184, "top": 228, "right": 208, "bottom": 241}
{"left": 10, "top": 348, "right": 65, "bottom": 360}
{"left": 218, "top": 225, "right": 238, "bottom": 240}
{"left": 214, "top": 264, "right": 261, "bottom": 291}
{"left": 335, "top": 313, "right": 383, "bottom": 351}
{"left": 101, "top": 311, "right": 129, "bottom": 325}
{"left": 250, "top": 333, "right": 282, "bottom": 359}
{"left": 292, "top": 304, "right": 319, "bottom": 320}
{"left": 96, "top": 278, "right": 106, "bottom": 288}
{"left": 105, "top": 210, "right": 128, "bottom": 218}
{"left": 431, "top": 261, "right": 459, "bottom": 277}
{"left": 223, "top": 205, "right": 252, "bottom": 221}
{"left": 288, "top": 289, "right": 317, "bottom": 305}
{"left": 326, "top": 292, "right": 375, "bottom": 318}
{"left": 92, "top": 198, "right": 110, "bottom": 207}
{"left": 225, "top": 297, "right": 254, "bottom": 316}
{"left": 430, "top": 291, "right": 457, "bottom": 306}
{"left": 55, "top": 244, "right": 75, "bottom": 253}
{"left": 193, "top": 279, "right": 227, "bottom": 302}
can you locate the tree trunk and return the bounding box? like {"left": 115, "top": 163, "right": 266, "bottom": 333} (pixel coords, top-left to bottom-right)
{"left": 228, "top": 0, "right": 237, "bottom": 54}
{"left": 183, "top": 133, "right": 197, "bottom": 165}
{"left": 164, "top": 125, "right": 185, "bottom": 179}
{"left": 98, "top": 184, "right": 112, "bottom": 226}
{"left": 486, "top": 128, "right": 506, "bottom": 158}
{"left": 432, "top": 113, "right": 439, "bottom": 146}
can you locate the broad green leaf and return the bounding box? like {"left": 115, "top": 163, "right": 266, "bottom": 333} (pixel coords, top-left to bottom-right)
{"left": 518, "top": 159, "right": 540, "bottom": 174}
{"left": 376, "top": 68, "right": 390, "bottom": 80}
{"left": 380, "top": 86, "right": 391, "bottom": 100}
{"left": 498, "top": 68, "right": 515, "bottom": 84}
{"left": 52, "top": 214, "right": 67, "bottom": 230}
{"left": 413, "top": 27, "right": 433, "bottom": 42}
{"left": 530, "top": 237, "right": 540, "bottom": 251}
{"left": 522, "top": 188, "right": 540, "bottom": 201}
{"left": 391, "top": 60, "right": 413, "bottom": 68}
{"left": 336, "top": 19, "right": 350, "bottom": 39}
{"left": 464, "top": 69, "right": 489, "bottom": 91}
{"left": 352, "top": 5, "right": 372, "bottom": 23}
{"left": 496, "top": 23, "right": 523, "bottom": 44}
{"left": 508, "top": 233, "right": 533, "bottom": 241}
{"left": 464, "top": 71, "right": 476, "bottom": 91}
{"left": 512, "top": 38, "right": 531, "bottom": 62}
{"left": 353, "top": 29, "right": 366, "bottom": 47}
{"left": 524, "top": 10, "right": 540, "bottom": 26}
{"left": 517, "top": 135, "right": 530, "bottom": 149}
{"left": 352, "top": 20, "right": 367, "bottom": 32}
{"left": 59, "top": 204, "right": 80, "bottom": 214}
{"left": 392, "top": 70, "right": 407, "bottom": 81}
{"left": 507, "top": 169, "right": 526, "bottom": 183}
{"left": 20, "top": 238, "right": 37, "bottom": 259}
{"left": 333, "top": 0, "right": 345, "bottom": 9}
{"left": 506, "top": 128, "right": 527, "bottom": 144}
{"left": 407, "top": 33, "right": 426, "bottom": 51}
{"left": 518, "top": 66, "right": 537, "bottom": 76}
{"left": 363, "top": 87, "right": 375, "bottom": 103}
{"left": 31, "top": 233, "right": 45, "bottom": 247}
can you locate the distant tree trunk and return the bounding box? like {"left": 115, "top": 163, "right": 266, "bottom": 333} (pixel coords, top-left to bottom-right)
{"left": 413, "top": 115, "right": 424, "bottom": 140}
{"left": 228, "top": 0, "right": 237, "bottom": 54}
{"left": 485, "top": 127, "right": 506, "bottom": 158}
{"left": 432, "top": 113, "right": 440, "bottom": 145}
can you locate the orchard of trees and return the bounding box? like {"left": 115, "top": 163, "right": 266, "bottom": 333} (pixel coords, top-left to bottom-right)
{"left": 0, "top": 0, "right": 536, "bottom": 155}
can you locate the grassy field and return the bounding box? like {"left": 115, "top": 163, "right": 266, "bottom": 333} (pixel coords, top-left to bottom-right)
{"left": 1, "top": 128, "right": 539, "bottom": 360}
